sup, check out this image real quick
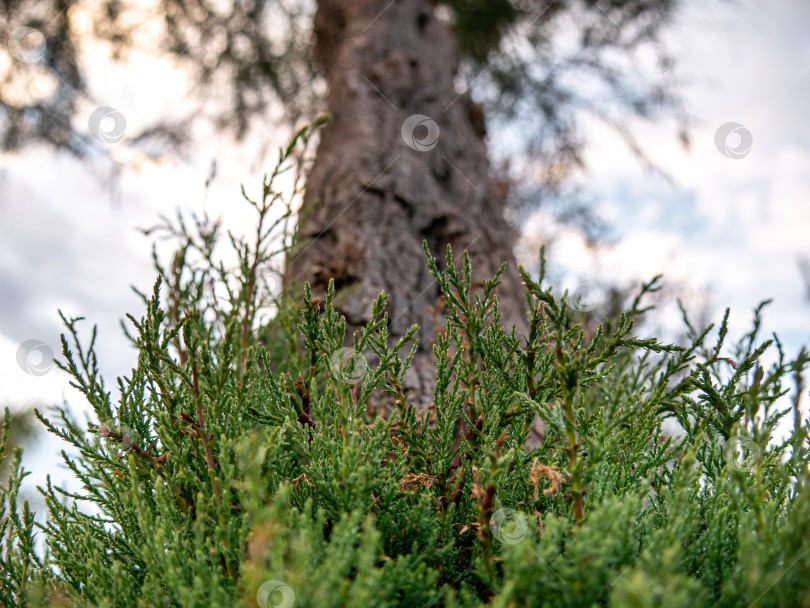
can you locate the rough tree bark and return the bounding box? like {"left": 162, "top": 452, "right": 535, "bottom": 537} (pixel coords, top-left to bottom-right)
{"left": 286, "top": 0, "right": 527, "bottom": 408}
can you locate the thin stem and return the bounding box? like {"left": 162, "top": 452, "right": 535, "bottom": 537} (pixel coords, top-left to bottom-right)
{"left": 192, "top": 354, "right": 220, "bottom": 501}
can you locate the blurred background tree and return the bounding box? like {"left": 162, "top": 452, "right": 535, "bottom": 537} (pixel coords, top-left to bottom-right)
{"left": 1, "top": 0, "right": 690, "bottom": 406}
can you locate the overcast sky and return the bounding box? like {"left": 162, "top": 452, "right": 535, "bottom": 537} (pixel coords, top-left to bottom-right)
{"left": 1, "top": 0, "right": 809, "bottom": 486}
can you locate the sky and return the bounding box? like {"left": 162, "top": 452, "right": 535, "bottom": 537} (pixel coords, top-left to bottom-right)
{"left": 1, "top": 0, "right": 809, "bottom": 489}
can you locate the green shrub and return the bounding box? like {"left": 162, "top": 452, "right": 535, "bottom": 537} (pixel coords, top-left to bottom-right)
{"left": 2, "top": 127, "right": 809, "bottom": 607}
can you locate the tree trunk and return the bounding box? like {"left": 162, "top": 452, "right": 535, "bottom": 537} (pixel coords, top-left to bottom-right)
{"left": 286, "top": 0, "right": 526, "bottom": 408}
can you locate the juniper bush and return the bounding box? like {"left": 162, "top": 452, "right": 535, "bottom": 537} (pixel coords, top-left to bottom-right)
{"left": 2, "top": 126, "right": 809, "bottom": 608}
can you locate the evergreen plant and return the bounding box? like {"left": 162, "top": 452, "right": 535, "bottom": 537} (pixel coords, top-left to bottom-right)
{"left": 2, "top": 126, "right": 808, "bottom": 607}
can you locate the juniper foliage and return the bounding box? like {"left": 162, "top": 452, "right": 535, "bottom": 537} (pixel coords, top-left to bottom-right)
{"left": 2, "top": 130, "right": 809, "bottom": 607}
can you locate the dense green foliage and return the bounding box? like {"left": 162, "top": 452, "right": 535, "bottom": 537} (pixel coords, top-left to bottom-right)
{"left": 2, "top": 133, "right": 809, "bottom": 607}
